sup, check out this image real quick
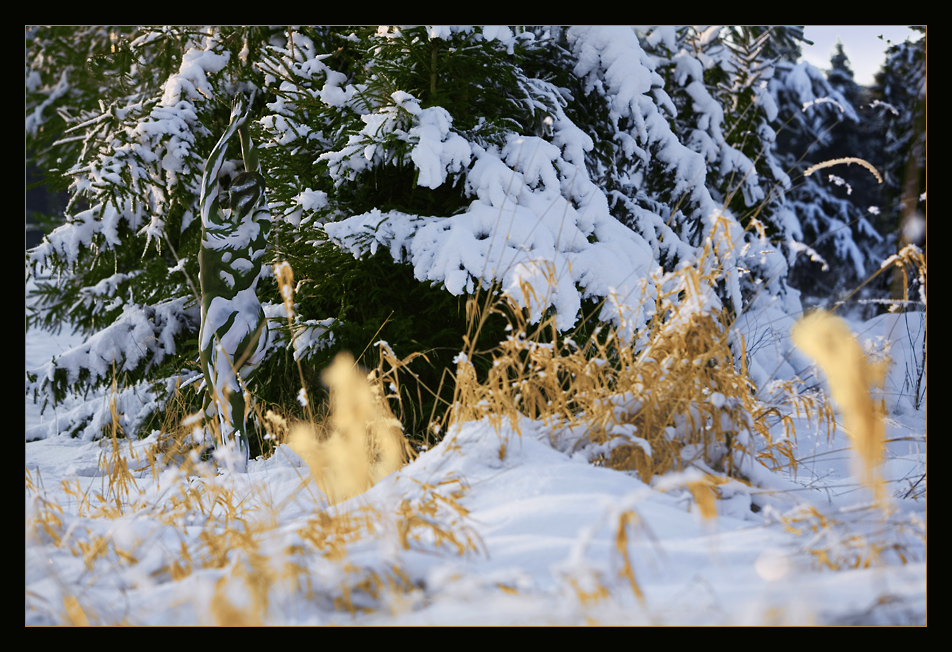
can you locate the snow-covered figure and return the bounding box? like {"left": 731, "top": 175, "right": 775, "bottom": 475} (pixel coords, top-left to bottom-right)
{"left": 198, "top": 94, "right": 271, "bottom": 471}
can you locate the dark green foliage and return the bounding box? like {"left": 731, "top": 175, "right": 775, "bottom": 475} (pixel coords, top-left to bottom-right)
{"left": 260, "top": 234, "right": 511, "bottom": 444}
{"left": 357, "top": 27, "right": 557, "bottom": 142}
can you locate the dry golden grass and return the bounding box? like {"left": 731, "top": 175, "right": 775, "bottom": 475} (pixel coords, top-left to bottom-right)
{"left": 63, "top": 596, "right": 92, "bottom": 626}
{"left": 803, "top": 156, "right": 884, "bottom": 184}
{"left": 792, "top": 309, "right": 889, "bottom": 500}
{"left": 789, "top": 242, "right": 926, "bottom": 505}
{"left": 446, "top": 249, "right": 817, "bottom": 490}
{"left": 286, "top": 351, "right": 410, "bottom": 506}
{"left": 778, "top": 504, "right": 926, "bottom": 571}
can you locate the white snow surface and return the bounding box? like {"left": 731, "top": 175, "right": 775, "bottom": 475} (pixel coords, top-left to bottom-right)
{"left": 25, "top": 294, "right": 927, "bottom": 625}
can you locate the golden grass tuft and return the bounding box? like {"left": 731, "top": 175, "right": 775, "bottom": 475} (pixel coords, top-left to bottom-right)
{"left": 100, "top": 372, "right": 141, "bottom": 512}
{"left": 447, "top": 252, "right": 812, "bottom": 487}
{"left": 395, "top": 477, "right": 482, "bottom": 555}
{"left": 791, "top": 309, "right": 888, "bottom": 500}
{"left": 287, "top": 352, "right": 410, "bottom": 506}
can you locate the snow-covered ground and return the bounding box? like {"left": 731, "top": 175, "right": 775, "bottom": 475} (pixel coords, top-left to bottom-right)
{"left": 25, "top": 291, "right": 926, "bottom": 626}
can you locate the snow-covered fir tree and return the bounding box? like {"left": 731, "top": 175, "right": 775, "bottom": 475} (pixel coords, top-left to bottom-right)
{"left": 869, "top": 28, "right": 926, "bottom": 252}
{"left": 768, "top": 49, "right": 885, "bottom": 307}
{"left": 635, "top": 27, "right": 800, "bottom": 299}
